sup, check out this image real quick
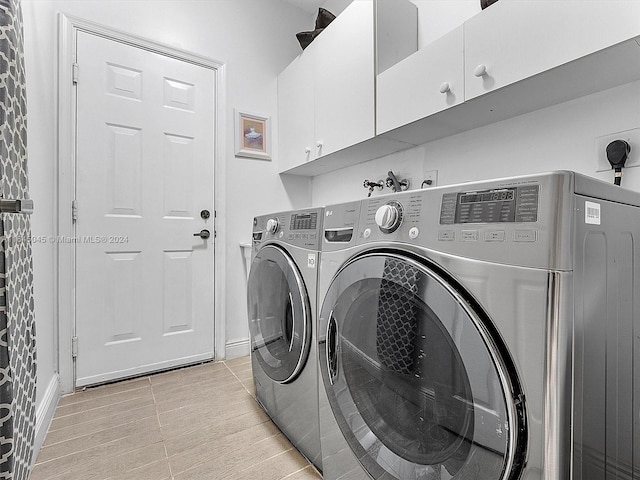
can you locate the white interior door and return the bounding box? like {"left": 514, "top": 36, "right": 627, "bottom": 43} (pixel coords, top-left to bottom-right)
{"left": 74, "top": 31, "right": 215, "bottom": 386}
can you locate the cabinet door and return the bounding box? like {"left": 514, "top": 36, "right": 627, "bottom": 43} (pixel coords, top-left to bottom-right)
{"left": 315, "top": 0, "right": 375, "bottom": 157}
{"left": 377, "top": 26, "right": 463, "bottom": 135}
{"left": 464, "top": 0, "right": 640, "bottom": 100}
{"left": 277, "top": 48, "right": 315, "bottom": 172}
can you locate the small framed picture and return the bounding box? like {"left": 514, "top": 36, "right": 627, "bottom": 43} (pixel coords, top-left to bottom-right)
{"left": 234, "top": 110, "right": 271, "bottom": 160}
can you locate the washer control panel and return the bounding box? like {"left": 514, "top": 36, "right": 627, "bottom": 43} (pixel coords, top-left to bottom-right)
{"left": 356, "top": 172, "right": 581, "bottom": 270}
{"left": 360, "top": 182, "right": 542, "bottom": 249}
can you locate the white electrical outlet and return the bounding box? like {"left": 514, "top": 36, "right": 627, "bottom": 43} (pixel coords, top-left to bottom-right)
{"left": 422, "top": 170, "right": 438, "bottom": 188}
{"left": 594, "top": 128, "right": 640, "bottom": 172}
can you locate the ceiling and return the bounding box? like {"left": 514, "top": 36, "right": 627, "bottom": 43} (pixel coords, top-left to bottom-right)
{"left": 280, "top": 0, "right": 325, "bottom": 14}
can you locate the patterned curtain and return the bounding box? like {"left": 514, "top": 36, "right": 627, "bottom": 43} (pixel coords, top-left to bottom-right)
{"left": 0, "top": 0, "right": 37, "bottom": 479}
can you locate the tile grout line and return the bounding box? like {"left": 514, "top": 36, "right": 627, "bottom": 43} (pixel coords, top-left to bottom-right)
{"left": 36, "top": 413, "right": 160, "bottom": 460}
{"left": 280, "top": 465, "right": 318, "bottom": 479}
{"left": 231, "top": 446, "right": 308, "bottom": 479}
{"left": 222, "top": 360, "right": 254, "bottom": 397}
{"left": 49, "top": 394, "right": 155, "bottom": 425}
{"left": 149, "top": 376, "right": 175, "bottom": 480}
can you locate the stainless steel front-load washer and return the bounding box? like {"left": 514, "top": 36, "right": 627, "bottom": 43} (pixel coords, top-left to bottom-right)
{"left": 247, "top": 207, "right": 323, "bottom": 470}
{"left": 317, "top": 171, "right": 640, "bottom": 480}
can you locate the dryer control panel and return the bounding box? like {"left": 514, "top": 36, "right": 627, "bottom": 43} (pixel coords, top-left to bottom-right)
{"left": 253, "top": 208, "right": 323, "bottom": 250}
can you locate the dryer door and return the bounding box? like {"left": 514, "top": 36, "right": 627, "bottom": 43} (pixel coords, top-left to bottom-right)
{"left": 319, "top": 252, "right": 526, "bottom": 480}
{"left": 248, "top": 245, "right": 311, "bottom": 384}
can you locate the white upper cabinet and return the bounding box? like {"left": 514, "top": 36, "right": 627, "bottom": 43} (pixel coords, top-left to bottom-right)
{"left": 277, "top": 41, "right": 316, "bottom": 173}
{"left": 464, "top": 0, "right": 640, "bottom": 100}
{"left": 279, "top": 0, "right": 640, "bottom": 175}
{"left": 314, "top": 0, "right": 374, "bottom": 159}
{"left": 278, "top": 0, "right": 375, "bottom": 173}
{"left": 378, "top": 0, "right": 640, "bottom": 144}
{"left": 377, "top": 26, "right": 463, "bottom": 135}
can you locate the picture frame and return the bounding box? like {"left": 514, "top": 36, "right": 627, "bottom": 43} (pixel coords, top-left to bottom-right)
{"left": 234, "top": 110, "right": 271, "bottom": 160}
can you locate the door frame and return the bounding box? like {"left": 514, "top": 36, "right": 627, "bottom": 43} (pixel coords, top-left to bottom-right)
{"left": 57, "top": 13, "right": 227, "bottom": 393}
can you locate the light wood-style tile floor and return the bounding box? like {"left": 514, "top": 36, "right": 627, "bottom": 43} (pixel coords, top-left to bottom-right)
{"left": 30, "top": 356, "right": 322, "bottom": 480}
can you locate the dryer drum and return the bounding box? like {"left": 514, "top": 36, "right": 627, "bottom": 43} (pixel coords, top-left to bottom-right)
{"left": 248, "top": 246, "right": 311, "bottom": 384}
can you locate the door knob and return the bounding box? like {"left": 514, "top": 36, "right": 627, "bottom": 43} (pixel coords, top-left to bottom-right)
{"left": 193, "top": 229, "right": 211, "bottom": 239}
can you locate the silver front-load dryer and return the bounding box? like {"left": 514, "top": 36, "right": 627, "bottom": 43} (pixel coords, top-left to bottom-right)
{"left": 247, "top": 207, "right": 323, "bottom": 471}
{"left": 317, "top": 171, "right": 640, "bottom": 480}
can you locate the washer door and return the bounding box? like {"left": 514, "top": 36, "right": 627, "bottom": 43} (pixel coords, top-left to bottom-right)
{"left": 319, "top": 252, "right": 526, "bottom": 480}
{"left": 248, "top": 245, "right": 311, "bottom": 384}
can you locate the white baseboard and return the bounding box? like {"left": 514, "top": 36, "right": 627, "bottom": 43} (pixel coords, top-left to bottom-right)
{"left": 225, "top": 338, "right": 250, "bottom": 359}
{"left": 33, "top": 373, "right": 60, "bottom": 466}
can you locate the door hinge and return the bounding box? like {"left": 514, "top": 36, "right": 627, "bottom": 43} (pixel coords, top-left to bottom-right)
{"left": 71, "top": 336, "right": 78, "bottom": 358}
{"left": 72, "top": 63, "right": 79, "bottom": 85}
{"left": 72, "top": 199, "right": 78, "bottom": 223}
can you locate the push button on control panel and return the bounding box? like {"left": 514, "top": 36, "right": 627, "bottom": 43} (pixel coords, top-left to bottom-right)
{"left": 484, "top": 230, "right": 505, "bottom": 242}
{"left": 461, "top": 230, "right": 478, "bottom": 242}
{"left": 438, "top": 230, "right": 455, "bottom": 241}
{"left": 514, "top": 230, "right": 537, "bottom": 242}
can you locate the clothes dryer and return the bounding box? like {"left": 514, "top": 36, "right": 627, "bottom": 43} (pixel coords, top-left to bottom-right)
{"left": 247, "top": 207, "right": 323, "bottom": 470}
{"left": 317, "top": 171, "right": 640, "bottom": 480}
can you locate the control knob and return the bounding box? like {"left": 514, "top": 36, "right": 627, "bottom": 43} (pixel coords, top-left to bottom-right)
{"left": 265, "top": 218, "right": 279, "bottom": 234}
{"left": 375, "top": 202, "right": 403, "bottom": 233}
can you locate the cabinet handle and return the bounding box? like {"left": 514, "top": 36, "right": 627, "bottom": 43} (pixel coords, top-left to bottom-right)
{"left": 439, "top": 82, "right": 451, "bottom": 94}
{"left": 316, "top": 141, "right": 323, "bottom": 149}
{"left": 304, "top": 147, "right": 311, "bottom": 154}
{"left": 474, "top": 64, "right": 488, "bottom": 77}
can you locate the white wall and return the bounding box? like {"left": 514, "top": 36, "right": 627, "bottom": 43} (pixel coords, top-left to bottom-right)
{"left": 312, "top": 79, "right": 640, "bottom": 205}
{"left": 410, "top": 0, "right": 479, "bottom": 48}
{"left": 22, "top": 0, "right": 313, "bottom": 444}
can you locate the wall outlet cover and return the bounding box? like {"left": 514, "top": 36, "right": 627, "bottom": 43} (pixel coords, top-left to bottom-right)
{"left": 422, "top": 169, "right": 438, "bottom": 187}
{"left": 595, "top": 128, "right": 640, "bottom": 172}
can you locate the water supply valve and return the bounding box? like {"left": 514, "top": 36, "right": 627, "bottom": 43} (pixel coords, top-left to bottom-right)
{"left": 386, "top": 171, "right": 410, "bottom": 193}
{"left": 363, "top": 179, "right": 384, "bottom": 197}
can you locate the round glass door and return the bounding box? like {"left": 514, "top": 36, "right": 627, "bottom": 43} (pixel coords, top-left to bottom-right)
{"left": 319, "top": 252, "right": 526, "bottom": 480}
{"left": 248, "top": 245, "right": 311, "bottom": 384}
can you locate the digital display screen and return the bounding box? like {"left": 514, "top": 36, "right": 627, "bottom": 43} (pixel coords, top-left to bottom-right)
{"left": 439, "top": 185, "right": 539, "bottom": 224}
{"left": 460, "top": 190, "right": 514, "bottom": 204}
{"left": 290, "top": 213, "right": 318, "bottom": 230}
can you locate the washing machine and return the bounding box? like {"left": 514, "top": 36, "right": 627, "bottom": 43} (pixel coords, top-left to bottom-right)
{"left": 247, "top": 207, "right": 323, "bottom": 470}
{"left": 317, "top": 171, "right": 640, "bottom": 480}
